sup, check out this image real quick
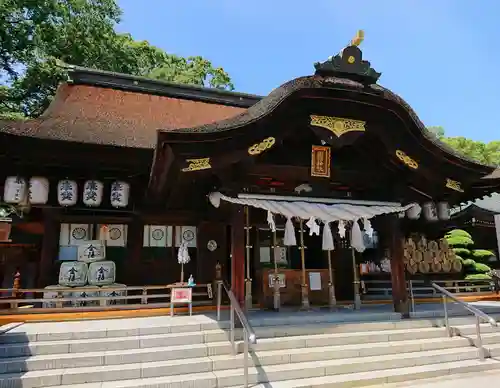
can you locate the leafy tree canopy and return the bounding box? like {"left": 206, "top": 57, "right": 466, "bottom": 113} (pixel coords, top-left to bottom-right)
{"left": 0, "top": 0, "right": 233, "bottom": 118}
{"left": 427, "top": 126, "right": 500, "bottom": 166}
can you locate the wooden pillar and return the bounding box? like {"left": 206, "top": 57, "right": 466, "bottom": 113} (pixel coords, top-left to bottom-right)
{"left": 37, "top": 209, "right": 60, "bottom": 287}
{"left": 386, "top": 215, "right": 410, "bottom": 317}
{"left": 231, "top": 205, "right": 245, "bottom": 306}
{"left": 125, "top": 216, "right": 144, "bottom": 285}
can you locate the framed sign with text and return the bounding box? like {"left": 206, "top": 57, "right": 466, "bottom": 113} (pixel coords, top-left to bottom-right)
{"left": 311, "top": 146, "right": 331, "bottom": 178}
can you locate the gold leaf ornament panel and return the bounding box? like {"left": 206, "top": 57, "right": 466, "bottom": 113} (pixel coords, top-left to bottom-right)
{"left": 181, "top": 158, "right": 212, "bottom": 172}
{"left": 309, "top": 115, "right": 366, "bottom": 137}
{"left": 395, "top": 150, "right": 419, "bottom": 169}
{"left": 248, "top": 137, "right": 276, "bottom": 156}
{"left": 445, "top": 178, "right": 464, "bottom": 192}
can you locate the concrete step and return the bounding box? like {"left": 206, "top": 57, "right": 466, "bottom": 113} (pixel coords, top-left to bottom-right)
{"left": 0, "top": 335, "right": 480, "bottom": 373}
{"left": 0, "top": 329, "right": 230, "bottom": 358}
{"left": 2, "top": 312, "right": 497, "bottom": 345}
{"left": 0, "top": 346, "right": 491, "bottom": 388}
{"left": 3, "top": 320, "right": 500, "bottom": 359}
{"left": 235, "top": 359, "right": 500, "bottom": 388}
{"left": 0, "top": 319, "right": 227, "bottom": 344}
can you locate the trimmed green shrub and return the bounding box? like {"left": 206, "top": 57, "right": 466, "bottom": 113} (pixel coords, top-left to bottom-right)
{"left": 472, "top": 249, "right": 495, "bottom": 260}
{"left": 445, "top": 235, "right": 474, "bottom": 247}
{"left": 473, "top": 262, "right": 492, "bottom": 273}
{"left": 462, "top": 259, "right": 476, "bottom": 266}
{"left": 445, "top": 229, "right": 472, "bottom": 239}
{"left": 465, "top": 273, "right": 492, "bottom": 280}
{"left": 453, "top": 248, "right": 471, "bottom": 257}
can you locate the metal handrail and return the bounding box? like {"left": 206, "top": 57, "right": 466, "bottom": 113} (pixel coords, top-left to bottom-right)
{"left": 432, "top": 282, "right": 498, "bottom": 360}
{"left": 216, "top": 280, "right": 256, "bottom": 388}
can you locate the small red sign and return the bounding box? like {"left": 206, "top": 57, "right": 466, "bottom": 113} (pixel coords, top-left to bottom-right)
{"left": 171, "top": 287, "right": 192, "bottom": 303}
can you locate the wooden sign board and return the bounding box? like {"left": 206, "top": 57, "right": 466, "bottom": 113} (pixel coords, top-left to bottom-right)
{"left": 311, "top": 146, "right": 331, "bottom": 178}
{"left": 268, "top": 273, "right": 286, "bottom": 288}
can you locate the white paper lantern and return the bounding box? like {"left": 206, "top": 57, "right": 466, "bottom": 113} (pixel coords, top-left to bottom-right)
{"left": 406, "top": 204, "right": 422, "bottom": 220}
{"left": 423, "top": 202, "right": 439, "bottom": 222}
{"left": 110, "top": 181, "right": 130, "bottom": 208}
{"left": 88, "top": 261, "right": 116, "bottom": 286}
{"left": 83, "top": 180, "right": 103, "bottom": 207}
{"left": 3, "top": 176, "right": 27, "bottom": 204}
{"left": 57, "top": 180, "right": 78, "bottom": 206}
{"left": 58, "top": 262, "right": 88, "bottom": 287}
{"left": 29, "top": 177, "right": 49, "bottom": 205}
{"left": 437, "top": 202, "right": 450, "bottom": 221}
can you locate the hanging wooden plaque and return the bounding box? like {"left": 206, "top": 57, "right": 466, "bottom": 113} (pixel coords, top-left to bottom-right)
{"left": 311, "top": 146, "right": 331, "bottom": 178}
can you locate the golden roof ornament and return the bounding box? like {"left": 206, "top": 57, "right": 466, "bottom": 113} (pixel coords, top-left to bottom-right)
{"left": 314, "top": 29, "right": 381, "bottom": 85}
{"left": 350, "top": 30, "right": 365, "bottom": 47}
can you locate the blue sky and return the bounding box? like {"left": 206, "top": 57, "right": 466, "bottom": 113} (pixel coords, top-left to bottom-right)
{"left": 117, "top": 0, "right": 499, "bottom": 142}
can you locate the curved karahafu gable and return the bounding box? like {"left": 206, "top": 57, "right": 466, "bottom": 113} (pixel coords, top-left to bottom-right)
{"left": 150, "top": 33, "right": 498, "bottom": 204}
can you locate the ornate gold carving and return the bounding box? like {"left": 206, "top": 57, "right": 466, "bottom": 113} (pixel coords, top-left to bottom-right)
{"left": 445, "top": 178, "right": 464, "bottom": 192}
{"left": 309, "top": 115, "right": 366, "bottom": 137}
{"left": 395, "top": 150, "right": 419, "bottom": 169}
{"left": 351, "top": 30, "right": 364, "bottom": 47}
{"left": 181, "top": 158, "right": 211, "bottom": 172}
{"left": 248, "top": 137, "right": 276, "bottom": 156}
{"left": 347, "top": 56, "right": 355, "bottom": 64}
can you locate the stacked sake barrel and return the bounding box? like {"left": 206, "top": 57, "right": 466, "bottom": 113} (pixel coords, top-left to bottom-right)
{"left": 403, "top": 236, "right": 463, "bottom": 275}
{"left": 43, "top": 257, "right": 126, "bottom": 308}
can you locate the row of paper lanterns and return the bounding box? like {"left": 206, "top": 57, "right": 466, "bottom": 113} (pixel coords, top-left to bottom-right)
{"left": 405, "top": 202, "right": 450, "bottom": 222}
{"left": 2, "top": 177, "right": 130, "bottom": 208}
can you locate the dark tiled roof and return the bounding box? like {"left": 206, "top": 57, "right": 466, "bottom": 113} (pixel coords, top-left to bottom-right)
{"left": 452, "top": 193, "right": 500, "bottom": 214}
{"left": 0, "top": 83, "right": 247, "bottom": 148}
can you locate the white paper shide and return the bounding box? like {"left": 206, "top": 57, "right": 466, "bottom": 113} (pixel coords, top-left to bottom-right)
{"left": 3, "top": 176, "right": 27, "bottom": 204}
{"left": 58, "top": 180, "right": 78, "bottom": 206}
{"left": 58, "top": 262, "right": 88, "bottom": 287}
{"left": 88, "top": 261, "right": 116, "bottom": 286}
{"left": 110, "top": 181, "right": 130, "bottom": 208}
{"left": 28, "top": 177, "right": 49, "bottom": 205}
{"left": 83, "top": 180, "right": 104, "bottom": 207}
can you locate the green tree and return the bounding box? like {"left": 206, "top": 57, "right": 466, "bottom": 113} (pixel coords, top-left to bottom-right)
{"left": 0, "top": 0, "right": 233, "bottom": 118}
{"left": 427, "top": 126, "right": 500, "bottom": 166}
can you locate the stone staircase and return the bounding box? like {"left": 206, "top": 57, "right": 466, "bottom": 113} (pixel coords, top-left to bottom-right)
{"left": 1, "top": 312, "right": 500, "bottom": 388}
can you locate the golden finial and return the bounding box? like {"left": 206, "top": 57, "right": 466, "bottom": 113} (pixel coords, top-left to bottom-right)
{"left": 350, "top": 30, "right": 364, "bottom": 47}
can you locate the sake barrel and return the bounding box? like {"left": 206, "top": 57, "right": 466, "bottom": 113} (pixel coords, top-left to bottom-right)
{"left": 71, "top": 285, "right": 100, "bottom": 307}
{"left": 42, "top": 285, "right": 73, "bottom": 308}
{"left": 88, "top": 261, "right": 116, "bottom": 286}
{"left": 100, "top": 283, "right": 127, "bottom": 306}
{"left": 58, "top": 262, "right": 88, "bottom": 287}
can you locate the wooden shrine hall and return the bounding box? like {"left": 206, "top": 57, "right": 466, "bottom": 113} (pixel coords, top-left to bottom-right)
{"left": 147, "top": 33, "right": 500, "bottom": 314}
{"left": 1, "top": 32, "right": 500, "bottom": 315}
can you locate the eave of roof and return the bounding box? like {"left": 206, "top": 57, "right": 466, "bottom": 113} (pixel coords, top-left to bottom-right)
{"left": 66, "top": 65, "right": 262, "bottom": 108}
{"left": 451, "top": 192, "right": 500, "bottom": 215}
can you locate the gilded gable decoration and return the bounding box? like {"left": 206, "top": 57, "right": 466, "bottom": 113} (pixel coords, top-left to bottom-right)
{"left": 181, "top": 158, "right": 211, "bottom": 172}
{"left": 395, "top": 150, "right": 419, "bottom": 170}
{"left": 309, "top": 115, "right": 366, "bottom": 138}
{"left": 445, "top": 178, "right": 464, "bottom": 193}
{"left": 248, "top": 137, "right": 276, "bottom": 156}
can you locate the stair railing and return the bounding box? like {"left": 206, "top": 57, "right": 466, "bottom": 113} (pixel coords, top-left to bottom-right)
{"left": 432, "top": 282, "right": 497, "bottom": 360}
{"left": 216, "top": 280, "right": 257, "bottom": 388}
